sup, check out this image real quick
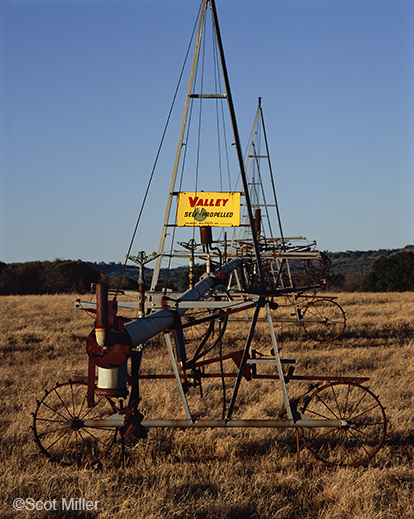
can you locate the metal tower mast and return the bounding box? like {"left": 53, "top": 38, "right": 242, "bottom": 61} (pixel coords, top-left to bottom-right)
{"left": 150, "top": 0, "right": 265, "bottom": 291}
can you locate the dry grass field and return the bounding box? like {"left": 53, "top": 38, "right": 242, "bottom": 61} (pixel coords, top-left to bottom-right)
{"left": 1, "top": 292, "right": 414, "bottom": 518}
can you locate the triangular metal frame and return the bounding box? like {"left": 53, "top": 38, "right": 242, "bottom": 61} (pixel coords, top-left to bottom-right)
{"left": 237, "top": 97, "right": 286, "bottom": 249}
{"left": 150, "top": 0, "right": 265, "bottom": 292}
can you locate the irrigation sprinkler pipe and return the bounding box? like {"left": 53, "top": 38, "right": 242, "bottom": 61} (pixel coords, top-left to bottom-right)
{"left": 124, "top": 258, "right": 243, "bottom": 348}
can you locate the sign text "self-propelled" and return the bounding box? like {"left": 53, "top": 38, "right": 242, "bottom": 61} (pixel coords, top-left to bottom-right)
{"left": 177, "top": 192, "right": 241, "bottom": 227}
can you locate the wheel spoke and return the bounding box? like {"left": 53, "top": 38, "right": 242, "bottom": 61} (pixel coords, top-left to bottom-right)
{"left": 346, "top": 389, "right": 369, "bottom": 419}
{"left": 77, "top": 429, "right": 97, "bottom": 460}
{"left": 313, "top": 388, "right": 340, "bottom": 420}
{"left": 81, "top": 427, "right": 115, "bottom": 449}
{"left": 42, "top": 427, "right": 73, "bottom": 453}
{"left": 39, "top": 400, "right": 71, "bottom": 422}
{"left": 301, "top": 382, "right": 386, "bottom": 467}
{"left": 301, "top": 300, "right": 346, "bottom": 342}
{"left": 35, "top": 417, "right": 67, "bottom": 424}
{"left": 53, "top": 387, "right": 74, "bottom": 419}
{"left": 33, "top": 381, "right": 118, "bottom": 466}
{"left": 346, "top": 428, "right": 371, "bottom": 457}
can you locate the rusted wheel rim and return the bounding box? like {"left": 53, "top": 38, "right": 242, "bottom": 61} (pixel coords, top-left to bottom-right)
{"left": 301, "top": 299, "right": 346, "bottom": 342}
{"left": 300, "top": 381, "right": 387, "bottom": 467}
{"left": 32, "top": 381, "right": 117, "bottom": 467}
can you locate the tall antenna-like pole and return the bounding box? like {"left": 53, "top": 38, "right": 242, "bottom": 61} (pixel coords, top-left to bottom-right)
{"left": 209, "top": 0, "right": 265, "bottom": 288}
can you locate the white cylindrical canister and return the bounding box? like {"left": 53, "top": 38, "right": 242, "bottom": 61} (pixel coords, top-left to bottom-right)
{"left": 96, "top": 362, "right": 128, "bottom": 397}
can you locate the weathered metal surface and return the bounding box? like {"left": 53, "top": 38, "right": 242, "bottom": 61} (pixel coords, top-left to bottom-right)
{"left": 80, "top": 417, "right": 348, "bottom": 429}
{"left": 124, "top": 258, "right": 243, "bottom": 348}
{"left": 86, "top": 322, "right": 131, "bottom": 369}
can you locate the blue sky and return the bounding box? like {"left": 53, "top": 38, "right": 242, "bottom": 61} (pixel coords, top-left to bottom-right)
{"left": 1, "top": 0, "right": 413, "bottom": 265}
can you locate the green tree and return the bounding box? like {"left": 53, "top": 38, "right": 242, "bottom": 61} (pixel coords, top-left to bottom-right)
{"left": 362, "top": 251, "right": 414, "bottom": 292}
{"left": 0, "top": 261, "right": 43, "bottom": 294}
{"left": 178, "top": 263, "right": 205, "bottom": 291}
{"left": 108, "top": 275, "right": 138, "bottom": 291}
{"left": 0, "top": 259, "right": 101, "bottom": 295}
{"left": 326, "top": 273, "right": 345, "bottom": 291}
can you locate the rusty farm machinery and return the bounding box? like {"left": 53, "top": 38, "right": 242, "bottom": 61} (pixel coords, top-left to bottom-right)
{"left": 32, "top": 0, "right": 386, "bottom": 469}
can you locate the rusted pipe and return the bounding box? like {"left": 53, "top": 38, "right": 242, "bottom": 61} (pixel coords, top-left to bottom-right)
{"left": 95, "top": 283, "right": 109, "bottom": 349}
{"left": 254, "top": 208, "right": 261, "bottom": 235}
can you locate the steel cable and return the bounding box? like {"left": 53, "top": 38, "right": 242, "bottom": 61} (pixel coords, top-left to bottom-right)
{"left": 114, "top": 1, "right": 203, "bottom": 299}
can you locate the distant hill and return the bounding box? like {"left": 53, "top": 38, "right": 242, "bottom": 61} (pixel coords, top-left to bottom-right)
{"left": 326, "top": 248, "right": 414, "bottom": 276}
{"left": 323, "top": 246, "right": 414, "bottom": 291}
{"left": 87, "top": 262, "right": 188, "bottom": 290}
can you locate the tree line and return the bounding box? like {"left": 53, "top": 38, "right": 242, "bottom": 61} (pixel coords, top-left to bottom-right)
{"left": 0, "top": 250, "right": 413, "bottom": 295}
{"left": 0, "top": 259, "right": 101, "bottom": 295}
{"left": 361, "top": 250, "right": 414, "bottom": 292}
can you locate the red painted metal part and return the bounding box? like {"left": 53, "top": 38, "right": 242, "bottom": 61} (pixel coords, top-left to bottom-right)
{"left": 136, "top": 372, "right": 369, "bottom": 384}
{"left": 133, "top": 349, "right": 369, "bottom": 384}
{"left": 86, "top": 317, "right": 132, "bottom": 369}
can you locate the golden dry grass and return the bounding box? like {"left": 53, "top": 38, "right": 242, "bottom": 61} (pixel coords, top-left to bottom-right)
{"left": 1, "top": 292, "right": 414, "bottom": 518}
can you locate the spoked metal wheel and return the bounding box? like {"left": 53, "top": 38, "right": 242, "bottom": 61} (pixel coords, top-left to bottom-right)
{"left": 182, "top": 307, "right": 216, "bottom": 343}
{"left": 181, "top": 296, "right": 228, "bottom": 353}
{"left": 32, "top": 381, "right": 118, "bottom": 467}
{"left": 301, "top": 299, "right": 346, "bottom": 342}
{"left": 300, "top": 381, "right": 387, "bottom": 467}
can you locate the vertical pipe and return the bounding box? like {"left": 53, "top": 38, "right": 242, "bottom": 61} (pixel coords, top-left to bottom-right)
{"left": 189, "top": 248, "right": 194, "bottom": 289}
{"left": 95, "top": 283, "right": 109, "bottom": 349}
{"left": 200, "top": 226, "right": 213, "bottom": 245}
{"left": 254, "top": 208, "right": 261, "bottom": 235}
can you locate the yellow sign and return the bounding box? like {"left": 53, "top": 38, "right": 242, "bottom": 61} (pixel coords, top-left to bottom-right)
{"left": 177, "top": 192, "right": 241, "bottom": 227}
